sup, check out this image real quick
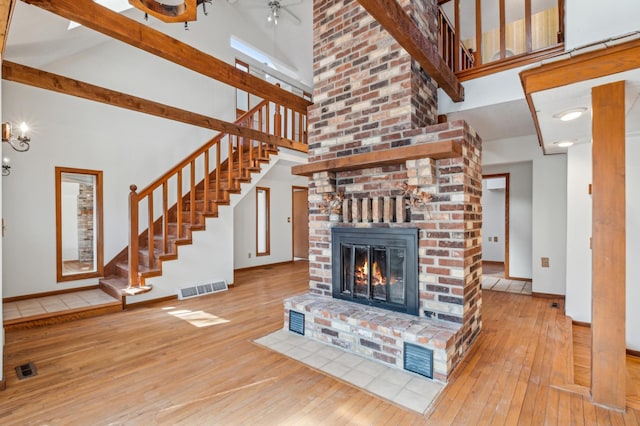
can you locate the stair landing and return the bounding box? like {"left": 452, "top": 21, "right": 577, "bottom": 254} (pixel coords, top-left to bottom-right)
{"left": 3, "top": 289, "right": 122, "bottom": 331}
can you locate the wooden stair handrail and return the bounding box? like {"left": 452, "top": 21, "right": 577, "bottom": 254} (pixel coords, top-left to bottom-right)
{"left": 127, "top": 98, "right": 308, "bottom": 287}
{"left": 138, "top": 99, "right": 267, "bottom": 198}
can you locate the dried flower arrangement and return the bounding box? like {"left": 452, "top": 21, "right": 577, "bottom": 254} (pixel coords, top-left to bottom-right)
{"left": 321, "top": 191, "right": 344, "bottom": 215}
{"left": 398, "top": 182, "right": 433, "bottom": 209}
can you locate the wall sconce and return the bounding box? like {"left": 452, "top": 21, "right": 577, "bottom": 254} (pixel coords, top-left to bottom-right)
{"left": 2, "top": 122, "right": 31, "bottom": 152}
{"left": 2, "top": 157, "right": 10, "bottom": 176}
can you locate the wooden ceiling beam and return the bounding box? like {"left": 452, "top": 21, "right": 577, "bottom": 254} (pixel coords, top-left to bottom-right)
{"left": 356, "top": 0, "right": 464, "bottom": 102}
{"left": 21, "top": 0, "right": 311, "bottom": 113}
{"left": 520, "top": 37, "right": 640, "bottom": 95}
{"left": 2, "top": 60, "right": 307, "bottom": 152}
{"left": 0, "top": 0, "right": 16, "bottom": 55}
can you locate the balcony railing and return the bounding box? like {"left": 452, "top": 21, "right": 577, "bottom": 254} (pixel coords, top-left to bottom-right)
{"left": 438, "top": 0, "right": 565, "bottom": 79}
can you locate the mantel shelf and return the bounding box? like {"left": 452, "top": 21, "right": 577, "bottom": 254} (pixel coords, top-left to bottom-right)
{"left": 291, "top": 140, "right": 462, "bottom": 176}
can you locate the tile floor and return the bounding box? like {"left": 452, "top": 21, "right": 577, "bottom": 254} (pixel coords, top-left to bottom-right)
{"left": 255, "top": 329, "right": 444, "bottom": 414}
{"left": 3, "top": 289, "right": 119, "bottom": 322}
{"left": 481, "top": 276, "right": 532, "bottom": 295}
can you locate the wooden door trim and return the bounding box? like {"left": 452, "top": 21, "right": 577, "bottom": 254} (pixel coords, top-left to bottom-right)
{"left": 291, "top": 186, "right": 308, "bottom": 260}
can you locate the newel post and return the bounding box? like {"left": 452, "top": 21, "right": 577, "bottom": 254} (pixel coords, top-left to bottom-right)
{"left": 128, "top": 184, "right": 139, "bottom": 287}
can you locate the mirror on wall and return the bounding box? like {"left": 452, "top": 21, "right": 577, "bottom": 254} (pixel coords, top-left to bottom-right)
{"left": 55, "top": 167, "right": 104, "bottom": 282}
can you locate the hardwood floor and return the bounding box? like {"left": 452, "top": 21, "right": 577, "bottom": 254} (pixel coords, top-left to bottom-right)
{"left": 2, "top": 261, "right": 638, "bottom": 424}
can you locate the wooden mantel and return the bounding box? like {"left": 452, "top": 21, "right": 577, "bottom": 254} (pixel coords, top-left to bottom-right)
{"left": 291, "top": 140, "right": 461, "bottom": 176}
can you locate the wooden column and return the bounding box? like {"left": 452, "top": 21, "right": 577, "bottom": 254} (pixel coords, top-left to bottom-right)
{"left": 591, "top": 80, "right": 626, "bottom": 411}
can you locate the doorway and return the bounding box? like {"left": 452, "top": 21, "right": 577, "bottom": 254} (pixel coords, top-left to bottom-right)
{"left": 292, "top": 186, "right": 309, "bottom": 259}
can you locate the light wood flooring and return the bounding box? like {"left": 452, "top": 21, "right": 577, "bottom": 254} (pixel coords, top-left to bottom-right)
{"left": 2, "top": 261, "right": 639, "bottom": 424}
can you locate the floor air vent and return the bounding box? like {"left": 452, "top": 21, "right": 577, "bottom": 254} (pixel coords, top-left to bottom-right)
{"left": 404, "top": 343, "right": 433, "bottom": 379}
{"left": 178, "top": 280, "right": 228, "bottom": 300}
{"left": 289, "top": 310, "right": 305, "bottom": 335}
{"left": 15, "top": 362, "right": 37, "bottom": 380}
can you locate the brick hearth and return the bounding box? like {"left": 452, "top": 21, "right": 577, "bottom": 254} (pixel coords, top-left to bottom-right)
{"left": 284, "top": 0, "right": 482, "bottom": 382}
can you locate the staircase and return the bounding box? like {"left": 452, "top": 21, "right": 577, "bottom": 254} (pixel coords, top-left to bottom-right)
{"left": 99, "top": 98, "right": 308, "bottom": 306}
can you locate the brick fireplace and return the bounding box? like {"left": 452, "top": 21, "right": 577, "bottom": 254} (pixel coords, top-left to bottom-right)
{"left": 283, "top": 0, "right": 482, "bottom": 382}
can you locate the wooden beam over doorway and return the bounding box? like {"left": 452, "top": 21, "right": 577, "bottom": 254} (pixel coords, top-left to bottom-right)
{"left": 591, "top": 80, "right": 626, "bottom": 411}
{"left": 356, "top": 0, "right": 464, "bottom": 102}
{"left": 21, "top": 0, "right": 311, "bottom": 113}
{"left": 2, "top": 60, "right": 307, "bottom": 152}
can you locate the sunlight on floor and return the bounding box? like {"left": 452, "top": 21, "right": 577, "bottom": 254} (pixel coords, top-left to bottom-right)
{"left": 166, "top": 309, "right": 230, "bottom": 328}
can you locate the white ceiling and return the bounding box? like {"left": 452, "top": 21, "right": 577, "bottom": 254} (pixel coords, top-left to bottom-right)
{"left": 532, "top": 67, "right": 640, "bottom": 154}
{"left": 5, "top": 1, "right": 640, "bottom": 156}
{"left": 4, "top": 0, "right": 313, "bottom": 85}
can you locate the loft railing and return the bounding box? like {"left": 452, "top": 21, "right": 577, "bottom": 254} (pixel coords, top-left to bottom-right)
{"left": 438, "top": 8, "right": 474, "bottom": 73}
{"left": 438, "top": 0, "right": 564, "bottom": 78}
{"left": 127, "top": 99, "right": 307, "bottom": 288}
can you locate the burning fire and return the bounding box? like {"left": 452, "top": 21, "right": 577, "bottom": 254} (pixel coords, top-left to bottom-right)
{"left": 354, "top": 259, "right": 386, "bottom": 287}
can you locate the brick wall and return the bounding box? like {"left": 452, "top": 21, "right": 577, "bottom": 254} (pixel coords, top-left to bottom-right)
{"left": 77, "top": 183, "right": 95, "bottom": 264}
{"left": 295, "top": 0, "right": 482, "bottom": 381}
{"left": 309, "top": 0, "right": 439, "bottom": 163}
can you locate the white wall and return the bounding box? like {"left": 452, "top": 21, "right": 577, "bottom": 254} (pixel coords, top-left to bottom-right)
{"left": 483, "top": 161, "right": 533, "bottom": 279}
{"left": 483, "top": 136, "right": 568, "bottom": 293}
{"left": 233, "top": 163, "right": 307, "bottom": 269}
{"left": 1, "top": 6, "right": 309, "bottom": 298}
{"left": 627, "top": 135, "right": 640, "bottom": 350}
{"left": 531, "top": 154, "right": 567, "bottom": 295}
{"left": 564, "top": 136, "right": 640, "bottom": 350}
{"left": 565, "top": 143, "right": 592, "bottom": 323}
{"left": 565, "top": 0, "right": 640, "bottom": 51}
{"left": 481, "top": 179, "right": 506, "bottom": 262}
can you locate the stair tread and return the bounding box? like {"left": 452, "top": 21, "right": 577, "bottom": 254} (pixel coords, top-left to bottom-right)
{"left": 114, "top": 142, "right": 281, "bottom": 295}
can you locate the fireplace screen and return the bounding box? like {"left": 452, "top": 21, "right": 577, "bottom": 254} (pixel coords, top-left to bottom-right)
{"left": 332, "top": 227, "right": 418, "bottom": 315}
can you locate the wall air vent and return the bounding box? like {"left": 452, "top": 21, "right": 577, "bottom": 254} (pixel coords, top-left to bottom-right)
{"left": 177, "top": 280, "right": 228, "bottom": 300}
{"left": 404, "top": 343, "right": 433, "bottom": 379}
{"left": 289, "top": 310, "right": 305, "bottom": 335}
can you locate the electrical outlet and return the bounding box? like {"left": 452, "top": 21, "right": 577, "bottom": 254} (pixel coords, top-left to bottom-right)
{"left": 248, "top": 252, "right": 252, "bottom": 258}
{"left": 541, "top": 257, "right": 550, "bottom": 268}
{"left": 494, "top": 236, "right": 499, "bottom": 242}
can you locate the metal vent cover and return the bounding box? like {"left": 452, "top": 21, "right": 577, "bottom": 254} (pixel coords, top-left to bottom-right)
{"left": 289, "top": 310, "right": 305, "bottom": 335}
{"left": 178, "top": 280, "right": 228, "bottom": 300}
{"left": 15, "top": 362, "right": 37, "bottom": 380}
{"left": 404, "top": 343, "right": 433, "bottom": 379}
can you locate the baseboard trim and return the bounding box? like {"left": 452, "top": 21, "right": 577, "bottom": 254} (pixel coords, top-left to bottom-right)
{"left": 234, "top": 260, "right": 299, "bottom": 273}
{"left": 569, "top": 321, "right": 639, "bottom": 357}
{"left": 3, "top": 285, "right": 100, "bottom": 303}
{"left": 532, "top": 292, "right": 565, "bottom": 299}
{"left": 628, "top": 349, "right": 640, "bottom": 358}
{"left": 482, "top": 261, "right": 504, "bottom": 265}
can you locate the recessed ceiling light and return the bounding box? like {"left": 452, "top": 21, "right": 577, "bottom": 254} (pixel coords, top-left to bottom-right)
{"left": 553, "top": 107, "right": 588, "bottom": 122}
{"left": 554, "top": 140, "right": 575, "bottom": 148}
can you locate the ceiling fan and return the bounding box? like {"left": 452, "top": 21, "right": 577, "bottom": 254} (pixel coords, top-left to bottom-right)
{"left": 258, "top": 0, "right": 303, "bottom": 26}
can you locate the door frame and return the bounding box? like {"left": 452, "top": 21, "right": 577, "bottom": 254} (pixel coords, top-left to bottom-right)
{"left": 291, "top": 185, "right": 309, "bottom": 260}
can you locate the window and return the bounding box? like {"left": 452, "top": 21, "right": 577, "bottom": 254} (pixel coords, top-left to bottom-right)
{"left": 256, "top": 187, "right": 270, "bottom": 256}
{"left": 55, "top": 167, "right": 104, "bottom": 282}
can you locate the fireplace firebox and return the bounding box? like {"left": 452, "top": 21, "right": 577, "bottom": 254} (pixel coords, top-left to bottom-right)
{"left": 331, "top": 227, "right": 419, "bottom": 315}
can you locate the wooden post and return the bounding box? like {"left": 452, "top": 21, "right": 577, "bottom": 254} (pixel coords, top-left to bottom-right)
{"left": 128, "top": 185, "right": 139, "bottom": 287}
{"left": 591, "top": 80, "right": 626, "bottom": 411}
{"left": 147, "top": 192, "right": 154, "bottom": 269}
